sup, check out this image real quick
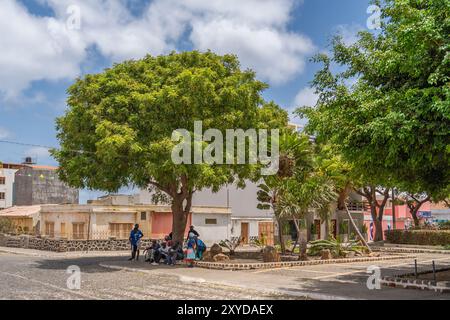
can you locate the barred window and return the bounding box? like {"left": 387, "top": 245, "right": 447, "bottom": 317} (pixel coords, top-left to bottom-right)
{"left": 205, "top": 218, "right": 217, "bottom": 225}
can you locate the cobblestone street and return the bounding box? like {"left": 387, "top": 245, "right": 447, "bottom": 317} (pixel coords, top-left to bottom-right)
{"left": 0, "top": 252, "right": 298, "bottom": 300}
{"left": 1, "top": 249, "right": 450, "bottom": 300}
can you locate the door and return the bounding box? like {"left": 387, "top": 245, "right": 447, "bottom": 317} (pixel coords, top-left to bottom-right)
{"left": 258, "top": 222, "right": 274, "bottom": 246}
{"left": 240, "top": 222, "right": 249, "bottom": 244}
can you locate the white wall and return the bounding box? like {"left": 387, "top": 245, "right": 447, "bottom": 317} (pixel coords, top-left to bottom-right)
{"left": 192, "top": 213, "right": 231, "bottom": 246}
{"left": 231, "top": 219, "right": 261, "bottom": 239}
{"left": 0, "top": 168, "right": 17, "bottom": 209}
{"left": 139, "top": 180, "right": 274, "bottom": 219}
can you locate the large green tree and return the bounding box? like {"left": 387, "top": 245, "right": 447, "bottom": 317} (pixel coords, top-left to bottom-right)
{"left": 53, "top": 51, "right": 287, "bottom": 242}
{"left": 298, "top": 0, "right": 450, "bottom": 239}
{"left": 299, "top": 0, "right": 449, "bottom": 194}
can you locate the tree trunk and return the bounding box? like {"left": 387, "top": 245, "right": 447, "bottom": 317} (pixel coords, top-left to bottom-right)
{"left": 344, "top": 205, "right": 372, "bottom": 253}
{"left": 324, "top": 218, "right": 330, "bottom": 240}
{"left": 411, "top": 208, "right": 420, "bottom": 227}
{"left": 277, "top": 217, "right": 286, "bottom": 254}
{"left": 293, "top": 219, "right": 308, "bottom": 261}
{"left": 171, "top": 194, "right": 191, "bottom": 244}
{"left": 374, "top": 218, "right": 383, "bottom": 242}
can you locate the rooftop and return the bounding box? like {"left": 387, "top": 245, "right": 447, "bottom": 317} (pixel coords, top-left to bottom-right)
{"left": 0, "top": 205, "right": 44, "bottom": 218}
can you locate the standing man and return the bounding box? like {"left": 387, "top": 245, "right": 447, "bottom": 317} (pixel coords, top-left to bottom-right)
{"left": 129, "top": 224, "right": 143, "bottom": 261}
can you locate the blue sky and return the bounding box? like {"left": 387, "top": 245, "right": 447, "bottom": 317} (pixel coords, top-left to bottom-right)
{"left": 0, "top": 0, "right": 372, "bottom": 202}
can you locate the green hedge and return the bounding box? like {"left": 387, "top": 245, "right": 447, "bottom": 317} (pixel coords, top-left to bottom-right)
{"left": 385, "top": 230, "right": 450, "bottom": 246}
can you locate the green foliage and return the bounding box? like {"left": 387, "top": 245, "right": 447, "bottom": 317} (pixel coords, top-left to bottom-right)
{"left": 310, "top": 223, "right": 317, "bottom": 235}
{"left": 219, "top": 238, "right": 242, "bottom": 254}
{"left": 438, "top": 221, "right": 450, "bottom": 230}
{"left": 360, "top": 224, "right": 368, "bottom": 234}
{"left": 53, "top": 51, "right": 287, "bottom": 194}
{"left": 339, "top": 221, "right": 349, "bottom": 234}
{"left": 308, "top": 236, "right": 367, "bottom": 258}
{"left": 385, "top": 229, "right": 450, "bottom": 246}
{"left": 52, "top": 51, "right": 288, "bottom": 241}
{"left": 0, "top": 218, "right": 14, "bottom": 234}
{"left": 297, "top": 0, "right": 450, "bottom": 197}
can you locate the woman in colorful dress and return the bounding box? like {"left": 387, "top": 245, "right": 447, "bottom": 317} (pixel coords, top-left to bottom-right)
{"left": 185, "top": 233, "right": 197, "bottom": 268}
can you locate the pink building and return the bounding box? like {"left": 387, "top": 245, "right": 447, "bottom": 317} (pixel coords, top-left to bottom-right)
{"left": 363, "top": 198, "right": 432, "bottom": 241}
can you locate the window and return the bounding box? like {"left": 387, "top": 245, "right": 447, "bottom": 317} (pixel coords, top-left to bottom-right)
{"left": 0, "top": 192, "right": 5, "bottom": 200}
{"left": 109, "top": 223, "right": 133, "bottom": 239}
{"left": 60, "top": 223, "right": 66, "bottom": 238}
{"left": 45, "top": 222, "right": 55, "bottom": 238}
{"left": 0, "top": 177, "right": 5, "bottom": 185}
{"left": 205, "top": 218, "right": 217, "bottom": 225}
{"left": 72, "top": 223, "right": 85, "bottom": 240}
{"left": 140, "top": 212, "right": 147, "bottom": 220}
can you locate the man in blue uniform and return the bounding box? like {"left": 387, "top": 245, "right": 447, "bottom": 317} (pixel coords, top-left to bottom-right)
{"left": 128, "top": 224, "right": 143, "bottom": 261}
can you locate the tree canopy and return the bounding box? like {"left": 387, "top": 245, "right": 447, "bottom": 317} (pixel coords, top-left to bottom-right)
{"left": 297, "top": 0, "right": 450, "bottom": 198}
{"left": 53, "top": 50, "right": 287, "bottom": 242}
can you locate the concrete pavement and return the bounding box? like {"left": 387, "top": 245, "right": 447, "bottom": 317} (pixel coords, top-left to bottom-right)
{"left": 1, "top": 247, "right": 450, "bottom": 300}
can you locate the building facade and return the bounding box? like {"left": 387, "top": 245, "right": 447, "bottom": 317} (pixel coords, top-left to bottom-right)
{"left": 0, "top": 163, "right": 23, "bottom": 209}
{"left": 14, "top": 164, "right": 79, "bottom": 206}
{"left": 0, "top": 195, "right": 231, "bottom": 246}
{"left": 139, "top": 181, "right": 275, "bottom": 246}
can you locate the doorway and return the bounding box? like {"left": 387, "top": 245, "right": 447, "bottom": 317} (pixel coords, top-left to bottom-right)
{"left": 258, "top": 222, "right": 274, "bottom": 246}
{"left": 241, "top": 222, "right": 249, "bottom": 244}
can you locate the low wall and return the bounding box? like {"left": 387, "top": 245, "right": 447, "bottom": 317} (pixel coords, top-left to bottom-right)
{"left": 2, "top": 234, "right": 154, "bottom": 252}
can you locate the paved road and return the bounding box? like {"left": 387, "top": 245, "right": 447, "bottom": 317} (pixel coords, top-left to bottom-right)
{"left": 1, "top": 250, "right": 449, "bottom": 300}
{"left": 0, "top": 252, "right": 296, "bottom": 300}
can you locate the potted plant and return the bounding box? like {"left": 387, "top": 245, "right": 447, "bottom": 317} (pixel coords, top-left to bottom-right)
{"left": 339, "top": 221, "right": 349, "bottom": 243}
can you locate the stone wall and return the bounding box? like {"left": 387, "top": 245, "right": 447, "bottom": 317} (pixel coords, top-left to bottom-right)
{"left": 2, "top": 234, "right": 153, "bottom": 252}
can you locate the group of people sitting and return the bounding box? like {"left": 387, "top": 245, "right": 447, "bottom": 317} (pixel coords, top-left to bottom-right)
{"left": 128, "top": 224, "right": 207, "bottom": 267}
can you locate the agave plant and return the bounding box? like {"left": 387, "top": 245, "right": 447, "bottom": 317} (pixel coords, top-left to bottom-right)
{"left": 307, "top": 236, "right": 368, "bottom": 258}
{"left": 219, "top": 237, "right": 242, "bottom": 256}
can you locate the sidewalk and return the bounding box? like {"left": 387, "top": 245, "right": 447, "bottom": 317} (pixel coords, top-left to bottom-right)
{"left": 0, "top": 246, "right": 130, "bottom": 258}
{"left": 98, "top": 258, "right": 450, "bottom": 300}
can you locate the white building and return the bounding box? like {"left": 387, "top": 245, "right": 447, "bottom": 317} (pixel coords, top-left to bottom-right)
{"left": 0, "top": 163, "right": 22, "bottom": 210}
{"left": 139, "top": 180, "right": 275, "bottom": 246}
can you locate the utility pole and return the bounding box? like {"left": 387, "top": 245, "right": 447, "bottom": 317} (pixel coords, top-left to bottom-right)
{"left": 392, "top": 189, "right": 396, "bottom": 230}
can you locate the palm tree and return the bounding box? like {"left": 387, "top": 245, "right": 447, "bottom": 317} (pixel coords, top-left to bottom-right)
{"left": 257, "top": 130, "right": 313, "bottom": 254}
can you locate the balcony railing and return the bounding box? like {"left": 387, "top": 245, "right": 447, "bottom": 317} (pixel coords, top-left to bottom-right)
{"left": 347, "top": 202, "right": 368, "bottom": 212}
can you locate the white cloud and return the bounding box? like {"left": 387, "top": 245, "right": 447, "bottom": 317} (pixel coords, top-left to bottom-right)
{"left": 0, "top": 127, "right": 11, "bottom": 139}
{"left": 0, "top": 0, "right": 315, "bottom": 98}
{"left": 294, "top": 87, "right": 318, "bottom": 109}
{"left": 334, "top": 24, "right": 365, "bottom": 46}
{"left": 24, "top": 147, "right": 52, "bottom": 163}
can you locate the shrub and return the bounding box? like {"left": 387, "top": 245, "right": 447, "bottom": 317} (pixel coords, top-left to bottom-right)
{"left": 385, "top": 230, "right": 450, "bottom": 246}
{"left": 438, "top": 221, "right": 450, "bottom": 230}
{"left": 0, "top": 218, "right": 15, "bottom": 234}
{"left": 308, "top": 236, "right": 367, "bottom": 258}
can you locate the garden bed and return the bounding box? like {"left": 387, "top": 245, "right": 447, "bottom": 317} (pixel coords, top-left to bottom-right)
{"left": 195, "top": 253, "right": 415, "bottom": 271}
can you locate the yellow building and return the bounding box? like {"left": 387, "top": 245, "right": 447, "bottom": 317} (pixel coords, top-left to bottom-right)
{"left": 0, "top": 205, "right": 40, "bottom": 234}
{"left": 0, "top": 196, "right": 232, "bottom": 245}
